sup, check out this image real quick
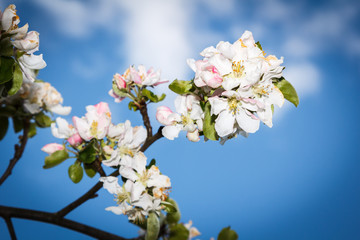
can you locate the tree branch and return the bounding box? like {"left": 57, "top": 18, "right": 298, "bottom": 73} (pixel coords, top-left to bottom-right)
{"left": 139, "top": 101, "right": 152, "bottom": 138}
{"left": 0, "top": 205, "right": 136, "bottom": 240}
{"left": 0, "top": 119, "right": 30, "bottom": 186}
{"left": 3, "top": 216, "right": 17, "bottom": 240}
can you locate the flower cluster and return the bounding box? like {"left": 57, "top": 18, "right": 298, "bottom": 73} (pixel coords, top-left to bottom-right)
{"left": 1, "top": 4, "right": 46, "bottom": 82}
{"left": 109, "top": 65, "right": 168, "bottom": 103}
{"left": 100, "top": 159, "right": 171, "bottom": 223}
{"left": 156, "top": 30, "right": 294, "bottom": 143}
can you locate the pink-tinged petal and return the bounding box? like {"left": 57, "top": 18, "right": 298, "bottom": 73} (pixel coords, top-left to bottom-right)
{"left": 208, "top": 54, "right": 232, "bottom": 76}
{"left": 187, "top": 129, "right": 200, "bottom": 142}
{"left": 113, "top": 73, "right": 127, "bottom": 89}
{"left": 41, "top": 143, "right": 64, "bottom": 154}
{"left": 235, "top": 109, "right": 260, "bottom": 133}
{"left": 100, "top": 176, "right": 121, "bottom": 195}
{"left": 214, "top": 110, "right": 235, "bottom": 137}
{"left": 152, "top": 80, "right": 169, "bottom": 86}
{"left": 67, "top": 133, "right": 83, "bottom": 146}
{"left": 156, "top": 106, "right": 174, "bottom": 126}
{"left": 162, "top": 125, "right": 182, "bottom": 140}
{"left": 94, "top": 102, "right": 110, "bottom": 115}
{"left": 108, "top": 89, "right": 125, "bottom": 103}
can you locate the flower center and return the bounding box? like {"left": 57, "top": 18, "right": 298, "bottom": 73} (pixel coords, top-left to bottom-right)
{"left": 90, "top": 121, "right": 98, "bottom": 136}
{"left": 228, "top": 97, "right": 239, "bottom": 114}
{"left": 119, "top": 146, "right": 134, "bottom": 157}
{"left": 232, "top": 61, "right": 244, "bottom": 78}
{"left": 181, "top": 114, "right": 192, "bottom": 126}
{"left": 115, "top": 192, "right": 128, "bottom": 204}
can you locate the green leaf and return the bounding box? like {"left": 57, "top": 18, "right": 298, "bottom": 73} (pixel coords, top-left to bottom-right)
{"left": 35, "top": 112, "right": 52, "bottom": 128}
{"left": 0, "top": 105, "right": 16, "bottom": 117}
{"left": 0, "top": 117, "right": 9, "bottom": 140}
{"left": 145, "top": 212, "right": 160, "bottom": 240}
{"left": 146, "top": 159, "right": 156, "bottom": 170}
{"left": 169, "top": 80, "right": 194, "bottom": 95}
{"left": 68, "top": 162, "right": 84, "bottom": 184}
{"left": 0, "top": 57, "right": 15, "bottom": 84}
{"left": 43, "top": 149, "right": 69, "bottom": 169}
{"left": 217, "top": 227, "right": 238, "bottom": 240}
{"left": 203, "top": 101, "right": 218, "bottom": 141}
{"left": 255, "top": 41, "right": 263, "bottom": 51}
{"left": 8, "top": 63, "right": 23, "bottom": 95}
{"left": 128, "top": 101, "right": 139, "bottom": 112}
{"left": 78, "top": 140, "right": 98, "bottom": 164}
{"left": 142, "top": 88, "right": 166, "bottom": 103}
{"left": 166, "top": 198, "right": 181, "bottom": 225}
{"left": 112, "top": 82, "right": 131, "bottom": 98}
{"left": 28, "top": 122, "right": 37, "bottom": 138}
{"left": 84, "top": 164, "right": 96, "bottom": 178}
{"left": 274, "top": 79, "right": 299, "bottom": 107}
{"left": 12, "top": 117, "right": 23, "bottom": 133}
{"left": 162, "top": 200, "right": 177, "bottom": 213}
{"left": 0, "top": 39, "right": 14, "bottom": 57}
{"left": 169, "top": 224, "right": 189, "bottom": 240}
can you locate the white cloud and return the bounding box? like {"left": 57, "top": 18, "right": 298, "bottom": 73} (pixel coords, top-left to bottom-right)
{"left": 283, "top": 62, "right": 321, "bottom": 98}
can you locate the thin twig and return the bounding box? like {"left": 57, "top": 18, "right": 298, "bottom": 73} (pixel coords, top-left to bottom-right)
{"left": 0, "top": 119, "right": 30, "bottom": 186}
{"left": 0, "top": 205, "right": 135, "bottom": 240}
{"left": 3, "top": 217, "right": 17, "bottom": 240}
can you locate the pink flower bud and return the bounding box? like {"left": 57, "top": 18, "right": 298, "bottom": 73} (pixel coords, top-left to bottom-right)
{"left": 41, "top": 143, "right": 64, "bottom": 154}
{"left": 114, "top": 73, "right": 126, "bottom": 89}
{"left": 156, "top": 106, "right": 174, "bottom": 125}
{"left": 67, "top": 133, "right": 83, "bottom": 146}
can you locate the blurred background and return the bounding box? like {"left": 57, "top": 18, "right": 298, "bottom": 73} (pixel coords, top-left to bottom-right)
{"left": 1, "top": 0, "right": 360, "bottom": 239}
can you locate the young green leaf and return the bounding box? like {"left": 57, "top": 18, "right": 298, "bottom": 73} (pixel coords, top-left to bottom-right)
{"left": 169, "top": 224, "right": 189, "bottom": 240}
{"left": 217, "top": 226, "right": 238, "bottom": 240}
{"left": 0, "top": 117, "right": 9, "bottom": 140}
{"left": 12, "top": 117, "right": 23, "bottom": 133}
{"left": 255, "top": 41, "right": 263, "bottom": 51}
{"left": 84, "top": 164, "right": 97, "bottom": 178}
{"left": 146, "top": 159, "right": 156, "bottom": 170}
{"left": 169, "top": 80, "right": 194, "bottom": 95}
{"left": 28, "top": 122, "right": 37, "bottom": 138}
{"left": 43, "top": 149, "right": 69, "bottom": 169}
{"left": 35, "top": 112, "right": 52, "bottom": 128}
{"left": 112, "top": 82, "right": 131, "bottom": 98}
{"left": 145, "top": 212, "right": 160, "bottom": 240}
{"left": 78, "top": 140, "right": 98, "bottom": 164}
{"left": 203, "top": 101, "right": 218, "bottom": 141}
{"left": 8, "top": 63, "right": 23, "bottom": 96}
{"left": 142, "top": 88, "right": 166, "bottom": 103}
{"left": 274, "top": 78, "right": 299, "bottom": 107}
{"left": 128, "top": 101, "right": 139, "bottom": 111}
{"left": 166, "top": 198, "right": 181, "bottom": 225}
{"left": 162, "top": 200, "right": 177, "bottom": 213}
{"left": 0, "top": 57, "right": 15, "bottom": 84}
{"left": 68, "top": 162, "right": 84, "bottom": 183}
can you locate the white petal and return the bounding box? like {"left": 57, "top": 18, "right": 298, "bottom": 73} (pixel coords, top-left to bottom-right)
{"left": 222, "top": 76, "right": 241, "bottom": 91}
{"left": 130, "top": 182, "right": 146, "bottom": 202}
{"left": 162, "top": 125, "right": 182, "bottom": 140}
{"left": 119, "top": 166, "right": 138, "bottom": 182}
{"left": 148, "top": 175, "right": 171, "bottom": 188}
{"left": 100, "top": 176, "right": 121, "bottom": 195}
{"left": 48, "top": 104, "right": 71, "bottom": 115}
{"left": 208, "top": 97, "right": 227, "bottom": 115}
{"left": 235, "top": 109, "right": 260, "bottom": 133}
{"left": 132, "top": 152, "right": 147, "bottom": 174}
{"left": 208, "top": 54, "right": 232, "bottom": 76}
{"left": 215, "top": 110, "right": 235, "bottom": 137}
{"left": 102, "top": 150, "right": 121, "bottom": 167}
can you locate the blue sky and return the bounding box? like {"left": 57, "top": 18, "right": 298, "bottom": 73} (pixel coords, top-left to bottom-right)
{"left": 1, "top": 0, "right": 360, "bottom": 239}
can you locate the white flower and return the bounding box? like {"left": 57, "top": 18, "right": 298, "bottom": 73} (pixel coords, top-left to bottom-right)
{"left": 160, "top": 95, "right": 203, "bottom": 141}
{"left": 11, "top": 31, "right": 39, "bottom": 54}
{"left": 102, "top": 120, "right": 147, "bottom": 167}
{"left": 184, "top": 221, "right": 201, "bottom": 240}
{"left": 18, "top": 54, "right": 47, "bottom": 82}
{"left": 51, "top": 117, "right": 76, "bottom": 139}
{"left": 128, "top": 65, "right": 168, "bottom": 86}
{"left": 1, "top": 4, "right": 20, "bottom": 33}
{"left": 209, "top": 91, "right": 261, "bottom": 137}
{"left": 21, "top": 82, "right": 71, "bottom": 115}
{"left": 100, "top": 176, "right": 133, "bottom": 216}
{"left": 72, "top": 102, "right": 111, "bottom": 141}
